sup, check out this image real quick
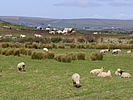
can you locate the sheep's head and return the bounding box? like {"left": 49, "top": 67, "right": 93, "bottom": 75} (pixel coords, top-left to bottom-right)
{"left": 102, "top": 67, "right": 106, "bottom": 70}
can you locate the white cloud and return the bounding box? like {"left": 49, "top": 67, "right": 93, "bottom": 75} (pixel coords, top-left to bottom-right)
{"left": 90, "top": 15, "right": 105, "bottom": 19}
{"left": 112, "top": 13, "right": 132, "bottom": 19}
{"left": 54, "top": 0, "right": 101, "bottom": 7}
{"left": 108, "top": 2, "right": 133, "bottom": 7}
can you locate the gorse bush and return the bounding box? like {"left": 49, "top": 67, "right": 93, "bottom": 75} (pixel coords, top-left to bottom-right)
{"left": 55, "top": 54, "right": 72, "bottom": 63}
{"left": 70, "top": 44, "right": 77, "bottom": 48}
{"left": 90, "top": 52, "right": 103, "bottom": 61}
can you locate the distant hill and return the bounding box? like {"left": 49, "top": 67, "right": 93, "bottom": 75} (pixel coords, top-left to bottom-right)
{"left": 1, "top": 16, "right": 133, "bottom": 29}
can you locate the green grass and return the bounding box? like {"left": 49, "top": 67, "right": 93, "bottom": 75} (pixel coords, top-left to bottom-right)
{"left": 0, "top": 48, "right": 133, "bottom": 100}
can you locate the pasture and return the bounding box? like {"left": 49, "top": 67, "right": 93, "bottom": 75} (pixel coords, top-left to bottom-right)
{"left": 0, "top": 48, "right": 133, "bottom": 100}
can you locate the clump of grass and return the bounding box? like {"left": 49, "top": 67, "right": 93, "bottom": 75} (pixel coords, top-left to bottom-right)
{"left": 77, "top": 44, "right": 86, "bottom": 49}
{"left": 58, "top": 44, "right": 65, "bottom": 49}
{"left": 14, "top": 49, "right": 20, "bottom": 56}
{"left": 77, "top": 52, "right": 86, "bottom": 60}
{"left": 61, "top": 55, "right": 72, "bottom": 63}
{"left": 70, "top": 44, "right": 77, "bottom": 48}
{"left": 31, "top": 52, "right": 46, "bottom": 59}
{"left": 90, "top": 52, "right": 103, "bottom": 61}
{"left": 55, "top": 54, "right": 62, "bottom": 62}
{"left": 47, "top": 52, "right": 55, "bottom": 59}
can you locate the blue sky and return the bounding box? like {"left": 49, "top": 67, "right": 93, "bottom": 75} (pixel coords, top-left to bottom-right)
{"left": 1, "top": 0, "right": 133, "bottom": 19}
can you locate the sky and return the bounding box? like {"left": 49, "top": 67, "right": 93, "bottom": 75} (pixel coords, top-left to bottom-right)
{"left": 1, "top": 0, "right": 133, "bottom": 19}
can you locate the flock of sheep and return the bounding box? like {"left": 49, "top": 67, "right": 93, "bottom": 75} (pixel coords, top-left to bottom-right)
{"left": 72, "top": 67, "right": 131, "bottom": 88}
{"left": 100, "top": 49, "right": 132, "bottom": 54}
{"left": 17, "top": 61, "right": 131, "bottom": 88}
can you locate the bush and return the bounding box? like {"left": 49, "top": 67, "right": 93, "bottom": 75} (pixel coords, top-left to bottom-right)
{"left": 90, "top": 52, "right": 103, "bottom": 61}
{"left": 67, "top": 52, "right": 77, "bottom": 60}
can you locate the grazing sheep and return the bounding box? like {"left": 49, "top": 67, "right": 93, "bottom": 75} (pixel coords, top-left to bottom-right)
{"left": 17, "top": 62, "right": 25, "bottom": 71}
{"left": 98, "top": 70, "right": 112, "bottom": 77}
{"left": 90, "top": 67, "right": 106, "bottom": 74}
{"left": 115, "top": 68, "right": 122, "bottom": 76}
{"left": 34, "top": 34, "right": 42, "bottom": 38}
{"left": 43, "top": 48, "right": 48, "bottom": 52}
{"left": 120, "top": 71, "right": 131, "bottom": 78}
{"left": 100, "top": 49, "right": 110, "bottom": 54}
{"left": 112, "top": 49, "right": 121, "bottom": 54}
{"left": 127, "top": 50, "right": 132, "bottom": 53}
{"left": 20, "top": 34, "right": 26, "bottom": 38}
{"left": 72, "top": 73, "right": 80, "bottom": 88}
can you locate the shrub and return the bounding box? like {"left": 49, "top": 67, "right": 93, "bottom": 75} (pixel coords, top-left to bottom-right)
{"left": 90, "top": 52, "right": 103, "bottom": 61}
{"left": 77, "top": 52, "right": 86, "bottom": 60}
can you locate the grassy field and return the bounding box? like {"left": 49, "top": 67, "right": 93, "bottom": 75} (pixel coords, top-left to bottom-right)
{"left": 0, "top": 48, "right": 133, "bottom": 100}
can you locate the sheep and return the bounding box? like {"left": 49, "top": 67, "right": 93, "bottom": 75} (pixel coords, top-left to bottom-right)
{"left": 100, "top": 49, "right": 110, "bottom": 54}
{"left": 49, "top": 31, "right": 55, "bottom": 34}
{"left": 4, "top": 34, "right": 12, "bottom": 38}
{"left": 127, "top": 50, "right": 132, "bottom": 53}
{"left": 120, "top": 71, "right": 131, "bottom": 78}
{"left": 43, "top": 48, "right": 48, "bottom": 52}
{"left": 72, "top": 73, "right": 81, "bottom": 88}
{"left": 112, "top": 49, "right": 121, "bottom": 54}
{"left": 90, "top": 67, "right": 106, "bottom": 74}
{"left": 17, "top": 62, "right": 25, "bottom": 71}
{"left": 20, "top": 34, "right": 26, "bottom": 38}
{"left": 34, "top": 34, "right": 42, "bottom": 38}
{"left": 115, "top": 68, "right": 122, "bottom": 76}
{"left": 98, "top": 70, "right": 112, "bottom": 77}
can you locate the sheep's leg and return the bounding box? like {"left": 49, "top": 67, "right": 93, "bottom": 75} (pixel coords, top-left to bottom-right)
{"left": 18, "top": 68, "right": 21, "bottom": 71}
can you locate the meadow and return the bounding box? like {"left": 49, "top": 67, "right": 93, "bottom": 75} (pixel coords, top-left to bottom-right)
{"left": 0, "top": 47, "right": 133, "bottom": 100}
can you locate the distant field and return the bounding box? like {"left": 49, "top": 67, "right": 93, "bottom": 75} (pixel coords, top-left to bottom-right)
{"left": 0, "top": 48, "right": 133, "bottom": 100}
{"left": 1, "top": 16, "right": 133, "bottom": 28}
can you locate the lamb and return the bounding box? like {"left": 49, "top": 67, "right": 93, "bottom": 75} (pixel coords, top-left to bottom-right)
{"left": 17, "top": 62, "right": 25, "bottom": 71}
{"left": 120, "top": 71, "right": 131, "bottom": 78}
{"left": 115, "top": 68, "right": 122, "bottom": 76}
{"left": 72, "top": 73, "right": 81, "bottom": 88}
{"left": 90, "top": 67, "right": 106, "bottom": 74}
{"left": 127, "top": 50, "right": 132, "bottom": 53}
{"left": 98, "top": 70, "right": 112, "bottom": 77}
{"left": 43, "top": 48, "right": 48, "bottom": 52}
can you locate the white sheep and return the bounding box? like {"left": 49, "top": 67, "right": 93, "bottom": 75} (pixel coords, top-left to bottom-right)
{"left": 72, "top": 73, "right": 80, "bottom": 88}
{"left": 43, "top": 48, "right": 48, "bottom": 52}
{"left": 98, "top": 70, "right": 112, "bottom": 77}
{"left": 115, "top": 68, "right": 122, "bottom": 76}
{"left": 100, "top": 49, "right": 110, "bottom": 54}
{"left": 120, "top": 71, "right": 131, "bottom": 78}
{"left": 127, "top": 50, "right": 132, "bottom": 53}
{"left": 112, "top": 49, "right": 121, "bottom": 54}
{"left": 90, "top": 67, "right": 106, "bottom": 74}
{"left": 20, "top": 34, "right": 26, "bottom": 38}
{"left": 17, "top": 62, "right": 25, "bottom": 71}
{"left": 34, "top": 34, "right": 42, "bottom": 38}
